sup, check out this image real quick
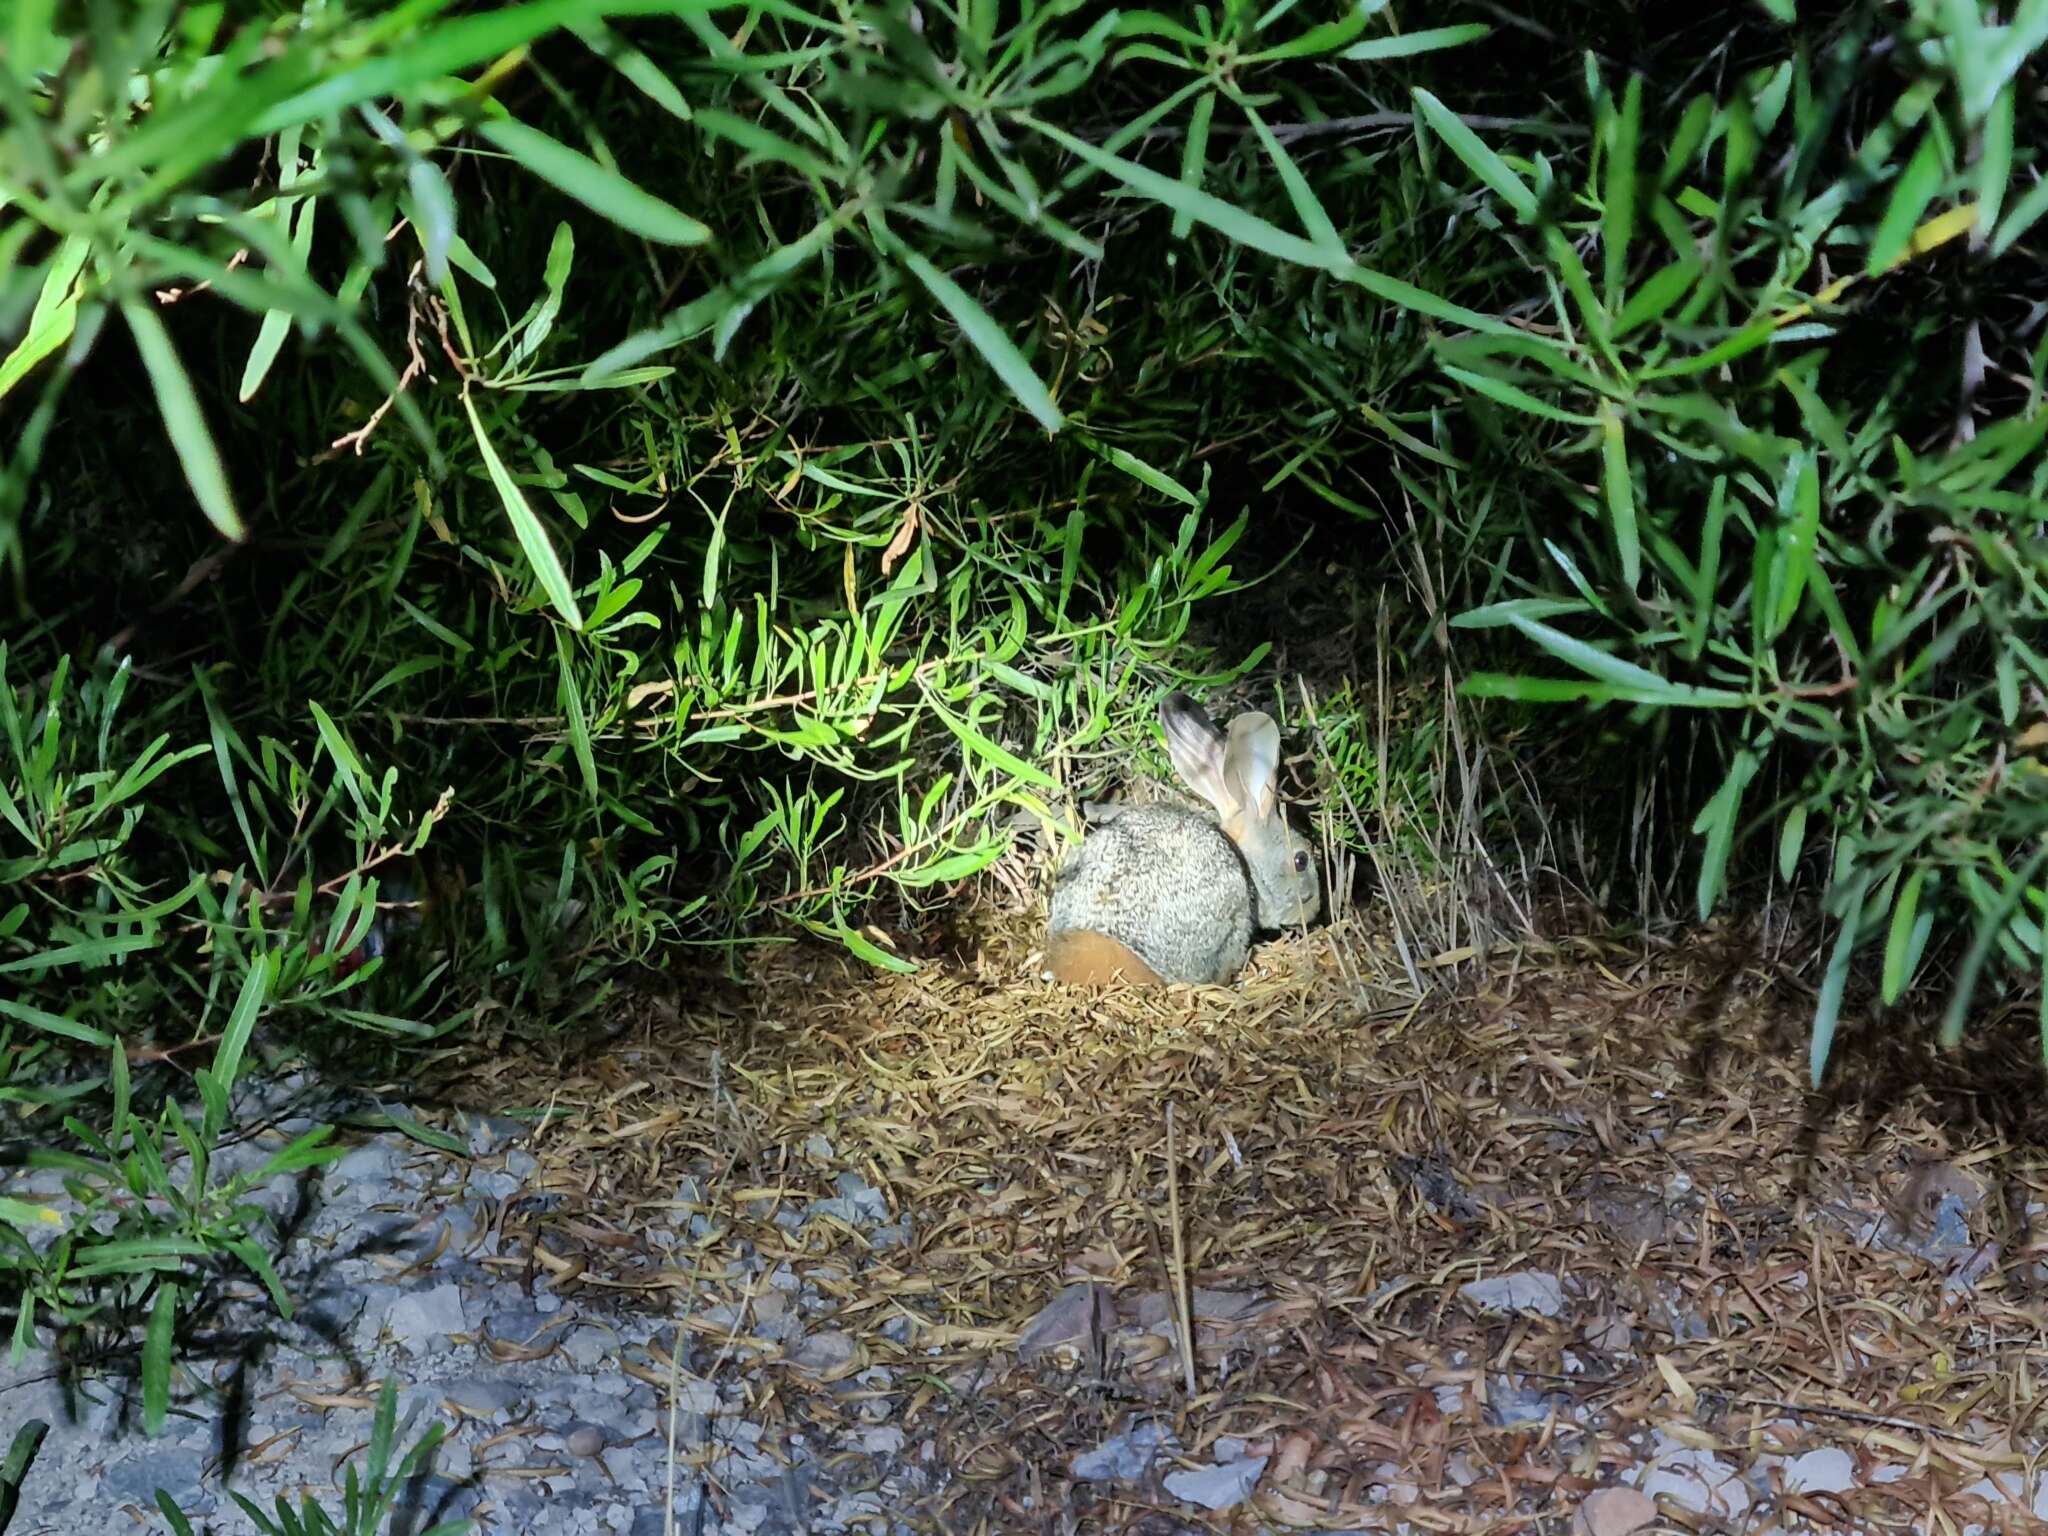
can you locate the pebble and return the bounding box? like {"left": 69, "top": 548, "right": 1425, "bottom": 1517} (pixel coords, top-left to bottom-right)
{"left": 1071, "top": 1421, "right": 1176, "bottom": 1482}
{"left": 833, "top": 1171, "right": 891, "bottom": 1223}
{"left": 1164, "top": 1454, "right": 1267, "bottom": 1510}
{"left": 562, "top": 1326, "right": 611, "bottom": 1369}
{"left": 1459, "top": 1271, "right": 1567, "bottom": 1318}
{"left": 1573, "top": 1486, "right": 1657, "bottom": 1536}
{"left": 386, "top": 1282, "right": 467, "bottom": 1351}
{"left": 863, "top": 1426, "right": 907, "bottom": 1456}
{"left": 1635, "top": 1446, "right": 1751, "bottom": 1518}
{"left": 1781, "top": 1446, "right": 1855, "bottom": 1494}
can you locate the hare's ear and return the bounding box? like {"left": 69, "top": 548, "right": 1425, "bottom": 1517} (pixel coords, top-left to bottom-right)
{"left": 1223, "top": 713, "right": 1281, "bottom": 822}
{"left": 1159, "top": 692, "right": 1231, "bottom": 813}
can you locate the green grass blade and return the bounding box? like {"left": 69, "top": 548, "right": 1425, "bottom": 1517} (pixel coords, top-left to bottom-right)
{"left": 478, "top": 117, "right": 710, "bottom": 245}
{"left": 1867, "top": 126, "right": 1947, "bottom": 272}
{"left": 1244, "top": 103, "right": 1344, "bottom": 252}
{"left": 142, "top": 1281, "right": 178, "bottom": 1436}
{"left": 892, "top": 243, "right": 1062, "bottom": 432}
{"left": 0, "top": 235, "right": 88, "bottom": 405}
{"left": 1603, "top": 74, "right": 1641, "bottom": 308}
{"left": 462, "top": 393, "right": 584, "bottom": 628}
{"left": 1599, "top": 405, "right": 1640, "bottom": 590}
{"left": 1412, "top": 88, "right": 1537, "bottom": 220}
{"left": 1341, "top": 23, "right": 1490, "bottom": 60}
{"left": 1809, "top": 885, "right": 1865, "bottom": 1087}
{"left": 1172, "top": 89, "right": 1215, "bottom": 240}
{"left": 120, "top": 299, "right": 245, "bottom": 542}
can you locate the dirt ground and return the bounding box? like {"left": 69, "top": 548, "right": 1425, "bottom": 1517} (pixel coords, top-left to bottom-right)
{"left": 421, "top": 911, "right": 2048, "bottom": 1534}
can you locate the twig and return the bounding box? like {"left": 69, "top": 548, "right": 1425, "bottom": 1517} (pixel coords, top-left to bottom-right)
{"left": 1120, "top": 112, "right": 1589, "bottom": 146}
{"left": 1165, "top": 1100, "right": 1197, "bottom": 1398}
{"left": 327, "top": 260, "right": 431, "bottom": 458}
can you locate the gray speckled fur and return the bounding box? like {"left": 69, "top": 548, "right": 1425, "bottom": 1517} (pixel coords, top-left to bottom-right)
{"left": 1047, "top": 804, "right": 1253, "bottom": 985}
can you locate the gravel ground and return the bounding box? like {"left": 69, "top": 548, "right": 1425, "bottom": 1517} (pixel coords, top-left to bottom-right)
{"left": 3, "top": 1084, "right": 935, "bottom": 1535}
{"left": 10, "top": 929, "right": 2048, "bottom": 1536}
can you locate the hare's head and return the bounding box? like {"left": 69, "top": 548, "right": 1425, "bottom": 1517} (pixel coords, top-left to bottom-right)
{"left": 1158, "top": 692, "right": 1322, "bottom": 929}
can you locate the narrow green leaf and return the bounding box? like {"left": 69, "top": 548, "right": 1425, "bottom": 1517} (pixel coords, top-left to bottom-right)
{"left": 1599, "top": 405, "right": 1639, "bottom": 590}
{"left": 143, "top": 1282, "right": 178, "bottom": 1436}
{"left": 1439, "top": 363, "right": 1598, "bottom": 425}
{"left": 557, "top": 632, "right": 599, "bottom": 800}
{"left": 838, "top": 920, "right": 918, "bottom": 974}
{"left": 1507, "top": 614, "right": 1749, "bottom": 707}
{"left": 463, "top": 393, "right": 584, "bottom": 627}
{"left": 1614, "top": 254, "right": 1700, "bottom": 337}
{"left": 1245, "top": 103, "right": 1343, "bottom": 252}
{"left": 120, "top": 300, "right": 244, "bottom": 542}
{"left": 893, "top": 244, "right": 1062, "bottom": 432}
{"left": 1867, "top": 127, "right": 1946, "bottom": 272}
{"left": 479, "top": 118, "right": 710, "bottom": 245}
{"left": 1341, "top": 23, "right": 1490, "bottom": 60}
{"left": 1882, "top": 866, "right": 1930, "bottom": 1004}
{"left": 239, "top": 197, "right": 317, "bottom": 402}
{"left": 1172, "top": 89, "right": 1215, "bottom": 241}
{"left": 1810, "top": 887, "right": 1864, "bottom": 1087}
{"left": 1941, "top": 847, "right": 2048, "bottom": 1049}
{"left": 0, "top": 235, "right": 88, "bottom": 404}
{"left": 1247, "top": 6, "right": 1373, "bottom": 60}
{"left": 1025, "top": 115, "right": 1517, "bottom": 335}
{"left": 574, "top": 20, "right": 692, "bottom": 120}
{"left": 1080, "top": 434, "right": 1197, "bottom": 505}
{"left": 1412, "top": 88, "right": 1537, "bottom": 220}
{"left": 1777, "top": 802, "right": 1807, "bottom": 882}
{"left": 1603, "top": 74, "right": 1641, "bottom": 307}
{"left": 1692, "top": 747, "right": 1760, "bottom": 919}
{"left": 207, "top": 954, "right": 272, "bottom": 1135}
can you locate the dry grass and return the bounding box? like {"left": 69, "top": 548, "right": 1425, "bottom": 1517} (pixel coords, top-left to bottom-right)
{"left": 418, "top": 909, "right": 2048, "bottom": 1532}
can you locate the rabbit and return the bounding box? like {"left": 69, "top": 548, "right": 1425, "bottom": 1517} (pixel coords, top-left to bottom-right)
{"left": 1043, "top": 691, "right": 1321, "bottom": 986}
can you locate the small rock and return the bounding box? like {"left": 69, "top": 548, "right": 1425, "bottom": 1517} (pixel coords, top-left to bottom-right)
{"left": 834, "top": 1173, "right": 890, "bottom": 1223}
{"left": 1164, "top": 1455, "right": 1267, "bottom": 1511}
{"left": 1584, "top": 1314, "right": 1633, "bottom": 1353}
{"left": 803, "top": 1134, "right": 835, "bottom": 1160}
{"left": 562, "top": 1327, "right": 610, "bottom": 1370}
{"left": 1484, "top": 1379, "right": 1574, "bottom": 1427}
{"left": 1017, "top": 1283, "right": 1115, "bottom": 1361}
{"left": 386, "top": 1283, "right": 467, "bottom": 1350}
{"left": 567, "top": 1425, "right": 606, "bottom": 1458}
{"left": 463, "top": 1114, "right": 527, "bottom": 1156}
{"left": 1573, "top": 1486, "right": 1658, "bottom": 1536}
{"left": 788, "top": 1330, "right": 856, "bottom": 1377}
{"left": 1071, "top": 1421, "right": 1176, "bottom": 1482}
{"left": 1782, "top": 1446, "right": 1855, "bottom": 1494}
{"left": 1636, "top": 1447, "right": 1751, "bottom": 1518}
{"left": 504, "top": 1148, "right": 539, "bottom": 1180}
{"left": 469, "top": 1168, "right": 521, "bottom": 1201}
{"left": 104, "top": 1448, "right": 205, "bottom": 1504}
{"left": 440, "top": 1376, "right": 522, "bottom": 1417}
{"left": 327, "top": 1143, "right": 395, "bottom": 1188}
{"left": 1459, "top": 1271, "right": 1566, "bottom": 1318}
{"left": 862, "top": 1426, "right": 907, "bottom": 1457}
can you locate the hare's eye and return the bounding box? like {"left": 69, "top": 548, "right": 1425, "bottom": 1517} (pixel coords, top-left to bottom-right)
{"left": 1292, "top": 850, "right": 1309, "bottom": 873}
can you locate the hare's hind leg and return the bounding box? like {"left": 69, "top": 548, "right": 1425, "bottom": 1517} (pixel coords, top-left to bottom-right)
{"left": 1045, "top": 929, "right": 1165, "bottom": 986}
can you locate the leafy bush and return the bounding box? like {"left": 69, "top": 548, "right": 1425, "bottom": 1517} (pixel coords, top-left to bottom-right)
{"left": 2, "top": 0, "right": 2046, "bottom": 1470}
{"left": 1417, "top": 3, "right": 2048, "bottom": 1077}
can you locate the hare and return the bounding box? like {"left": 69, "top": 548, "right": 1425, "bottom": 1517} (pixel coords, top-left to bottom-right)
{"left": 1044, "top": 692, "right": 1321, "bottom": 986}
